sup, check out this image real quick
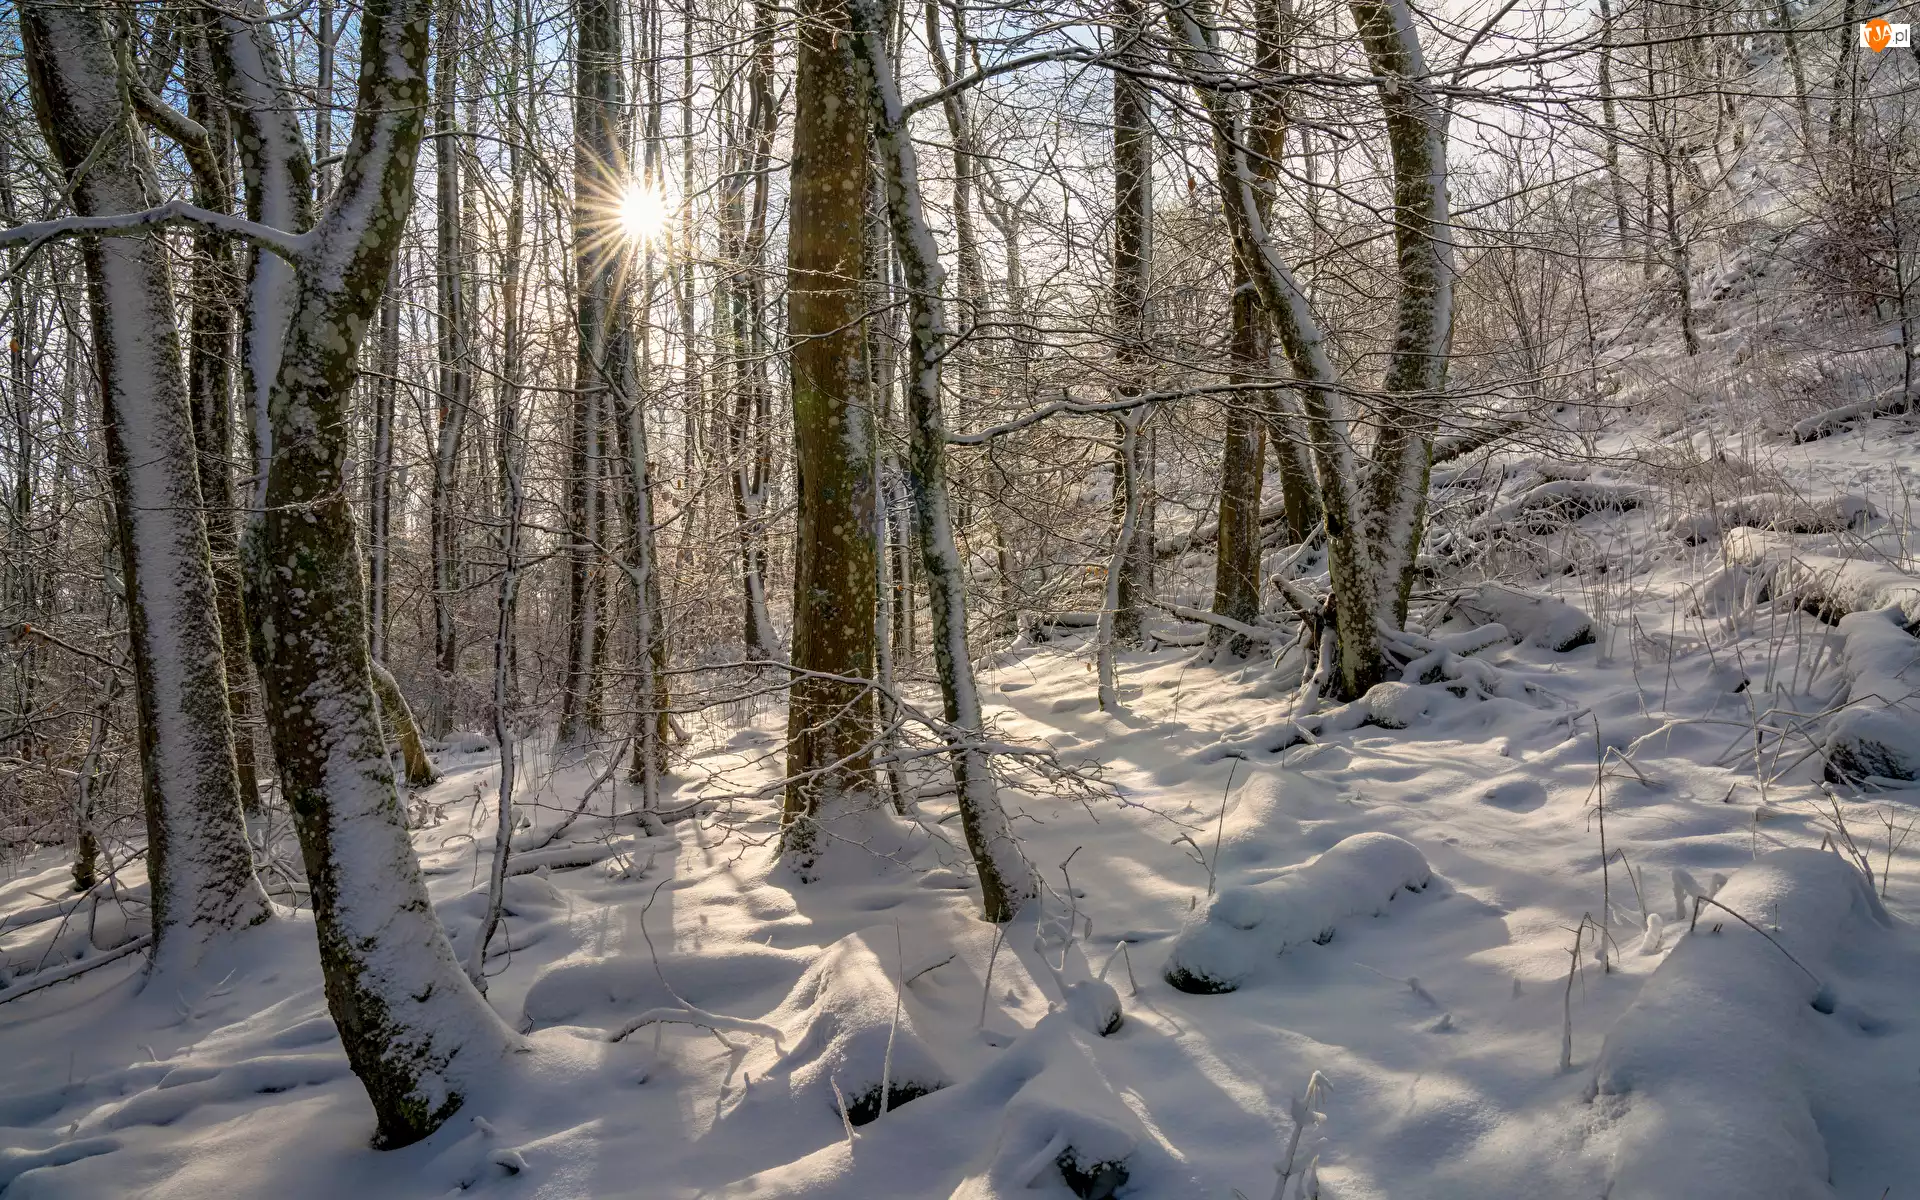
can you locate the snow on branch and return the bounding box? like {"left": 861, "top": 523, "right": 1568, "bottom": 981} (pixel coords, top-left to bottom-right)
{"left": 0, "top": 199, "right": 310, "bottom": 262}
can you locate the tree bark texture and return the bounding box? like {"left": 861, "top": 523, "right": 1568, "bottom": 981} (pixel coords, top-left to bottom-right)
{"left": 782, "top": 0, "right": 879, "bottom": 872}
{"left": 22, "top": 0, "right": 269, "bottom": 968}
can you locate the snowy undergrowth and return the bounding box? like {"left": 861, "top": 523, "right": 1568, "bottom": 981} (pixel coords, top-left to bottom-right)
{"left": 4, "top": 419, "right": 1920, "bottom": 1198}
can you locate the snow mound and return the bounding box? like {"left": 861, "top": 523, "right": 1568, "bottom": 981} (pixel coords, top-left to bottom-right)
{"left": 752, "top": 928, "right": 956, "bottom": 1124}
{"left": 723, "top": 1013, "right": 1196, "bottom": 1199}
{"left": 1589, "top": 849, "right": 1887, "bottom": 1200}
{"left": 1454, "top": 584, "right": 1596, "bottom": 652}
{"left": 1163, "top": 832, "right": 1433, "bottom": 994}
{"left": 1824, "top": 607, "right": 1920, "bottom": 782}
{"left": 948, "top": 1014, "right": 1173, "bottom": 1199}
{"left": 520, "top": 940, "right": 810, "bottom": 1030}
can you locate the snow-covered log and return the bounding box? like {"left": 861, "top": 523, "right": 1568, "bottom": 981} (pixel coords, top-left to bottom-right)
{"left": 1791, "top": 389, "right": 1911, "bottom": 443}
{"left": 1665, "top": 492, "right": 1874, "bottom": 545}
{"left": 1487, "top": 479, "right": 1648, "bottom": 531}
{"left": 1453, "top": 584, "right": 1597, "bottom": 652}
{"left": 1824, "top": 607, "right": 1920, "bottom": 782}
{"left": 1714, "top": 528, "right": 1920, "bottom": 626}
{"left": 1589, "top": 849, "right": 1886, "bottom": 1200}
{"left": 1164, "top": 832, "right": 1432, "bottom": 993}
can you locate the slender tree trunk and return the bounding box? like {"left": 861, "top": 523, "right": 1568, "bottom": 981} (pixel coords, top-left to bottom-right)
{"left": 1596, "top": 0, "right": 1633, "bottom": 248}
{"left": 22, "top": 0, "right": 269, "bottom": 968}
{"left": 1210, "top": 269, "right": 1268, "bottom": 655}
{"left": 1208, "top": 0, "right": 1295, "bottom": 651}
{"left": 782, "top": 0, "right": 879, "bottom": 873}
{"left": 1097, "top": 408, "right": 1144, "bottom": 708}
{"left": 174, "top": 24, "right": 264, "bottom": 812}
{"left": 560, "top": 0, "right": 625, "bottom": 750}
{"left": 848, "top": 0, "right": 1038, "bottom": 919}
{"left": 369, "top": 267, "right": 399, "bottom": 663}
{"left": 470, "top": 0, "right": 534, "bottom": 988}
{"left": 371, "top": 662, "right": 438, "bottom": 787}
{"left": 1110, "top": 0, "right": 1154, "bottom": 650}
{"left": 727, "top": 0, "right": 780, "bottom": 658}
{"left": 209, "top": 0, "right": 314, "bottom": 727}
{"left": 430, "top": 0, "right": 470, "bottom": 730}
{"left": 1659, "top": 138, "right": 1700, "bottom": 357}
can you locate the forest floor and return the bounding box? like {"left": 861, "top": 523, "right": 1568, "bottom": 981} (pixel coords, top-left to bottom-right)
{"left": 3, "top": 414, "right": 1920, "bottom": 1199}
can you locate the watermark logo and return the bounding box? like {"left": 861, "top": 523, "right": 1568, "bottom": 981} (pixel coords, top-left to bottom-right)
{"left": 1862, "top": 17, "right": 1911, "bottom": 51}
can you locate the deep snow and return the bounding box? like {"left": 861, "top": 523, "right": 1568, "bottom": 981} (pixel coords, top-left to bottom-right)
{"left": 4, "top": 416, "right": 1920, "bottom": 1199}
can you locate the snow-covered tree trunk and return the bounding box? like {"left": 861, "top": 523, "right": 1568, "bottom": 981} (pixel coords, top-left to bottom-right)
{"left": 229, "top": 0, "right": 514, "bottom": 1145}
{"left": 1097, "top": 408, "right": 1145, "bottom": 709}
{"left": 21, "top": 0, "right": 269, "bottom": 968}
{"left": 370, "top": 662, "right": 438, "bottom": 788}
{"left": 368, "top": 269, "right": 399, "bottom": 664}
{"left": 612, "top": 291, "right": 665, "bottom": 800}
{"left": 1166, "top": 0, "right": 1450, "bottom": 700}
{"left": 847, "top": 0, "right": 1039, "bottom": 921}
{"left": 1348, "top": 0, "right": 1453, "bottom": 629}
{"left": 782, "top": 0, "right": 880, "bottom": 873}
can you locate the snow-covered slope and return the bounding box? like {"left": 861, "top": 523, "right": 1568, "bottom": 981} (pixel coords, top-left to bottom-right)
{"left": 3, "top": 417, "right": 1919, "bottom": 1199}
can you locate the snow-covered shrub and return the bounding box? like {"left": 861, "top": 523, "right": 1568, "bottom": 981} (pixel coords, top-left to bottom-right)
{"left": 1163, "top": 832, "right": 1432, "bottom": 994}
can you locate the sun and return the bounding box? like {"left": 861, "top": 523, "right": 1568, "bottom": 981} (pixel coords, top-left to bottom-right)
{"left": 617, "top": 183, "right": 668, "bottom": 244}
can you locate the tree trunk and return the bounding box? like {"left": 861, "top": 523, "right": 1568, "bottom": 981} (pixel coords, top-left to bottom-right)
{"left": 368, "top": 266, "right": 399, "bottom": 663}
{"left": 370, "top": 662, "right": 439, "bottom": 788}
{"left": 1111, "top": 0, "right": 1154, "bottom": 649}
{"left": 847, "top": 0, "right": 1038, "bottom": 919}
{"left": 430, "top": 0, "right": 470, "bottom": 729}
{"left": 559, "top": 0, "right": 624, "bottom": 750}
{"left": 176, "top": 24, "right": 264, "bottom": 812}
{"left": 1210, "top": 268, "right": 1268, "bottom": 656}
{"left": 216, "top": 0, "right": 514, "bottom": 1146}
{"left": 22, "top": 0, "right": 269, "bottom": 968}
{"left": 728, "top": 0, "right": 780, "bottom": 658}
{"left": 1166, "top": 0, "right": 1450, "bottom": 699}
{"left": 782, "top": 0, "right": 879, "bottom": 874}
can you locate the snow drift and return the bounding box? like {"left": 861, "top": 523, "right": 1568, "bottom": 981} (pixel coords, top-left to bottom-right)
{"left": 1588, "top": 849, "right": 1888, "bottom": 1200}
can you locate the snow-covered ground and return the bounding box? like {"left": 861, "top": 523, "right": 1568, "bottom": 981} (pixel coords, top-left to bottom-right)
{"left": 3, "top": 414, "right": 1919, "bottom": 1200}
